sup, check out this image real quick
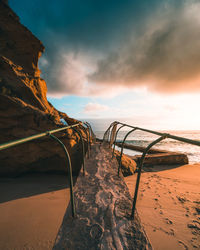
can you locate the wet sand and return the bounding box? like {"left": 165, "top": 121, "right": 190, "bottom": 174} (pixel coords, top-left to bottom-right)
{"left": 125, "top": 163, "right": 200, "bottom": 249}
{"left": 0, "top": 173, "right": 71, "bottom": 250}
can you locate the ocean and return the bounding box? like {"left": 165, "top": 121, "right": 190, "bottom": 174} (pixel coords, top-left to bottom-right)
{"left": 94, "top": 129, "right": 200, "bottom": 164}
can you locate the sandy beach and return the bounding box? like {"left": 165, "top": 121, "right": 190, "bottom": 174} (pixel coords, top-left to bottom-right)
{"left": 0, "top": 164, "right": 199, "bottom": 250}
{"left": 125, "top": 163, "right": 200, "bottom": 249}
{"left": 0, "top": 173, "right": 72, "bottom": 250}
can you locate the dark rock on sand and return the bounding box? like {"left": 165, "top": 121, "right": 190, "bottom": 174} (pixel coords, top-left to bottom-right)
{"left": 114, "top": 150, "right": 137, "bottom": 176}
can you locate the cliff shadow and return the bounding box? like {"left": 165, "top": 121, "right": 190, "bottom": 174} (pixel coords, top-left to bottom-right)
{"left": 0, "top": 173, "right": 77, "bottom": 204}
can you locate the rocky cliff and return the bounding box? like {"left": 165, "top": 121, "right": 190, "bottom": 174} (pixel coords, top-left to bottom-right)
{"left": 0, "top": 1, "right": 86, "bottom": 176}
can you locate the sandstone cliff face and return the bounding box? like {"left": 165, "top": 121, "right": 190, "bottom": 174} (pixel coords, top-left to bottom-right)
{"left": 0, "top": 1, "right": 86, "bottom": 176}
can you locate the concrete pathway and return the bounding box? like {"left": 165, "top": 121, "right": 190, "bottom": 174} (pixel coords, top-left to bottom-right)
{"left": 54, "top": 143, "right": 151, "bottom": 249}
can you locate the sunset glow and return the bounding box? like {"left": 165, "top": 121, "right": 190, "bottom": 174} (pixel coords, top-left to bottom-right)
{"left": 1, "top": 1, "right": 200, "bottom": 249}
{"left": 10, "top": 0, "right": 200, "bottom": 130}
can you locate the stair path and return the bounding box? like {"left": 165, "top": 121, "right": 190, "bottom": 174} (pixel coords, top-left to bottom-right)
{"left": 54, "top": 142, "right": 151, "bottom": 249}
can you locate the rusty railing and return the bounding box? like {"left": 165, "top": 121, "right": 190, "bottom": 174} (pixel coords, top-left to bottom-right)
{"left": 103, "top": 121, "right": 200, "bottom": 218}
{"left": 0, "top": 121, "right": 93, "bottom": 218}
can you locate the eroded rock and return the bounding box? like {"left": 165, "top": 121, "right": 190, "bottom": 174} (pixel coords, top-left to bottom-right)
{"left": 114, "top": 150, "right": 137, "bottom": 176}
{"left": 0, "top": 2, "right": 87, "bottom": 176}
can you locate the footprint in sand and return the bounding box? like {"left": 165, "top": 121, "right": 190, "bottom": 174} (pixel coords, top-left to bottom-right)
{"left": 178, "top": 240, "right": 188, "bottom": 250}
{"left": 194, "top": 206, "right": 200, "bottom": 215}
{"left": 190, "top": 237, "right": 199, "bottom": 249}
{"left": 164, "top": 218, "right": 173, "bottom": 225}
{"left": 177, "top": 196, "right": 187, "bottom": 204}
{"left": 171, "top": 196, "right": 177, "bottom": 204}
{"left": 188, "top": 220, "right": 200, "bottom": 230}
{"left": 167, "top": 228, "right": 175, "bottom": 235}
{"left": 154, "top": 201, "right": 162, "bottom": 209}
{"left": 185, "top": 207, "right": 191, "bottom": 215}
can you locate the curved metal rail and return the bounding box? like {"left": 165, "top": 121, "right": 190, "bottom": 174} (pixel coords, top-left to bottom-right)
{"left": 112, "top": 124, "right": 126, "bottom": 158}
{"left": 102, "top": 121, "right": 117, "bottom": 143}
{"left": 49, "top": 133, "right": 76, "bottom": 217}
{"left": 86, "top": 122, "right": 96, "bottom": 143}
{"left": 0, "top": 124, "right": 80, "bottom": 151}
{"left": 131, "top": 135, "right": 167, "bottom": 218}
{"left": 85, "top": 122, "right": 94, "bottom": 143}
{"left": 84, "top": 122, "right": 91, "bottom": 150}
{"left": 117, "top": 128, "right": 138, "bottom": 176}
{"left": 81, "top": 124, "right": 90, "bottom": 158}
{"left": 105, "top": 121, "right": 200, "bottom": 219}
{"left": 72, "top": 127, "right": 85, "bottom": 176}
{"left": 0, "top": 122, "right": 92, "bottom": 218}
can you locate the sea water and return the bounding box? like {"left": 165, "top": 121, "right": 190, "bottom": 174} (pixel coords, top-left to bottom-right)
{"left": 94, "top": 129, "right": 200, "bottom": 163}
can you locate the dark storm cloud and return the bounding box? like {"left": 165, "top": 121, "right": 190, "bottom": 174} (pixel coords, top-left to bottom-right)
{"left": 89, "top": 1, "right": 200, "bottom": 93}
{"left": 9, "top": 0, "right": 200, "bottom": 96}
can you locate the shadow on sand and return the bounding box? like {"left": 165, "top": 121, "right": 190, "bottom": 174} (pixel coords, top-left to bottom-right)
{"left": 142, "top": 164, "right": 186, "bottom": 173}
{"left": 0, "top": 173, "right": 77, "bottom": 204}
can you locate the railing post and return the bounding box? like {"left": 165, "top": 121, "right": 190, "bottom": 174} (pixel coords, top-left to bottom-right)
{"left": 118, "top": 128, "right": 137, "bottom": 176}
{"left": 131, "top": 135, "right": 167, "bottom": 218}
{"left": 102, "top": 121, "right": 116, "bottom": 144}
{"left": 108, "top": 122, "right": 118, "bottom": 147}
{"left": 112, "top": 124, "right": 126, "bottom": 158}
{"left": 86, "top": 122, "right": 96, "bottom": 143}
{"left": 81, "top": 125, "right": 90, "bottom": 159}
{"left": 48, "top": 133, "right": 76, "bottom": 218}
{"left": 72, "top": 127, "right": 85, "bottom": 176}
{"left": 84, "top": 122, "right": 91, "bottom": 150}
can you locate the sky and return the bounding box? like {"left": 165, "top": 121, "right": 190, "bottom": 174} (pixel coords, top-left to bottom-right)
{"left": 10, "top": 0, "right": 200, "bottom": 130}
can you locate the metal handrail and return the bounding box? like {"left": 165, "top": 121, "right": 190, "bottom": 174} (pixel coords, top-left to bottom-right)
{"left": 102, "top": 121, "right": 117, "bottom": 143}
{"left": 0, "top": 124, "right": 80, "bottom": 151}
{"left": 104, "top": 121, "right": 200, "bottom": 147}
{"left": 81, "top": 124, "right": 90, "bottom": 158}
{"left": 72, "top": 127, "right": 85, "bottom": 176}
{"left": 131, "top": 135, "right": 167, "bottom": 218}
{"left": 117, "top": 128, "right": 137, "bottom": 176}
{"left": 49, "top": 133, "right": 76, "bottom": 217}
{"left": 85, "top": 122, "right": 91, "bottom": 141}
{"left": 86, "top": 122, "right": 96, "bottom": 142}
{"left": 105, "top": 121, "right": 200, "bottom": 219}
{"left": 112, "top": 124, "right": 126, "bottom": 158}
{"left": 84, "top": 122, "right": 91, "bottom": 150}
{"left": 0, "top": 122, "right": 91, "bottom": 218}
{"left": 108, "top": 121, "right": 118, "bottom": 147}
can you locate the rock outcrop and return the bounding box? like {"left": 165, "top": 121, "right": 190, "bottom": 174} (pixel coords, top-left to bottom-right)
{"left": 114, "top": 150, "right": 137, "bottom": 176}
{"left": 116, "top": 142, "right": 189, "bottom": 166}
{"left": 0, "top": 1, "right": 87, "bottom": 176}
{"left": 132, "top": 152, "right": 188, "bottom": 166}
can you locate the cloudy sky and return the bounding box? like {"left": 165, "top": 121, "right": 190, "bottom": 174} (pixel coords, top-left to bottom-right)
{"left": 10, "top": 0, "right": 200, "bottom": 129}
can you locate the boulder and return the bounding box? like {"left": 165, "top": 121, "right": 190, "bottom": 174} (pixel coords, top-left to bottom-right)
{"left": 114, "top": 150, "right": 137, "bottom": 176}
{"left": 132, "top": 152, "right": 189, "bottom": 166}
{"left": 0, "top": 2, "right": 87, "bottom": 176}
